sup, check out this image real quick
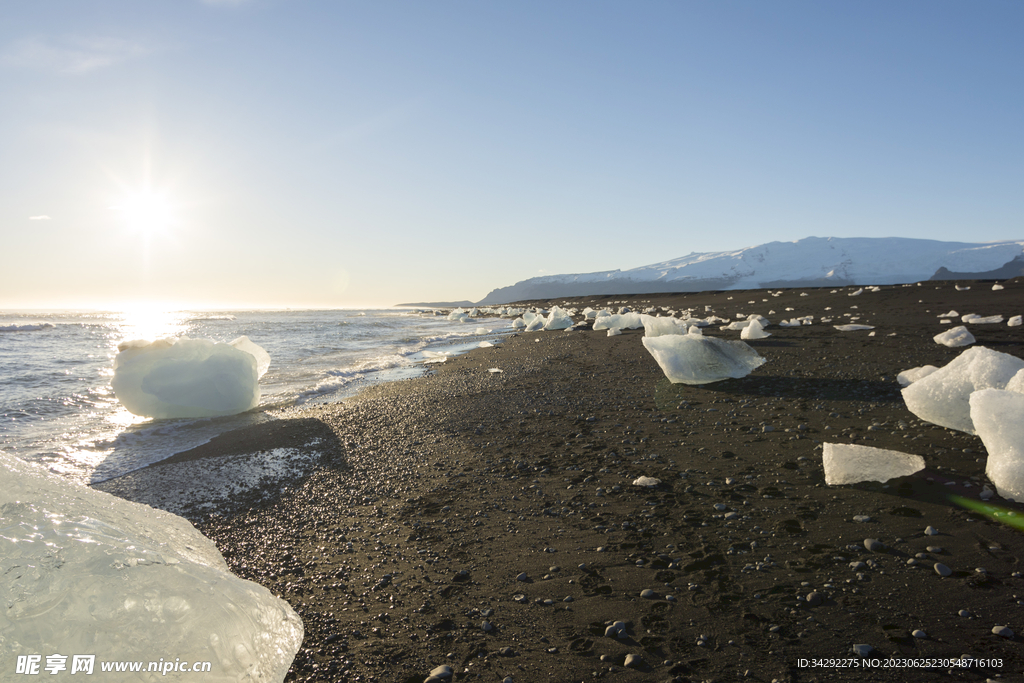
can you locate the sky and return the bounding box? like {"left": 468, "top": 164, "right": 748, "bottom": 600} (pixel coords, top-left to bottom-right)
{"left": 1, "top": 1, "right": 1021, "bottom": 309}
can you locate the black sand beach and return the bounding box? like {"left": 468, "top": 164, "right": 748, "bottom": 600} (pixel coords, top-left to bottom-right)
{"left": 97, "top": 280, "right": 1024, "bottom": 682}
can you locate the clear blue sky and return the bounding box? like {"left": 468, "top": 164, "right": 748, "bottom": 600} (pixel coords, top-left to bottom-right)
{"left": 2, "top": 1, "right": 1021, "bottom": 309}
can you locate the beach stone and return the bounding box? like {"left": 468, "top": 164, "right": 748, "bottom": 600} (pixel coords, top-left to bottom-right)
{"left": 806, "top": 591, "right": 823, "bottom": 607}
{"left": 992, "top": 625, "right": 1014, "bottom": 638}
{"left": 640, "top": 589, "right": 656, "bottom": 599}
{"left": 623, "top": 653, "right": 643, "bottom": 669}
{"left": 925, "top": 525, "right": 939, "bottom": 535}
{"left": 502, "top": 678, "right": 513, "bottom": 683}
{"left": 934, "top": 563, "right": 953, "bottom": 577}
{"left": 605, "top": 620, "right": 628, "bottom": 638}
{"left": 912, "top": 629, "right": 927, "bottom": 638}
{"left": 864, "top": 538, "right": 885, "bottom": 552}
{"left": 959, "top": 610, "right": 972, "bottom": 617}
{"left": 853, "top": 515, "right": 871, "bottom": 523}
{"left": 926, "top": 546, "right": 943, "bottom": 553}
{"left": 852, "top": 643, "right": 874, "bottom": 657}
{"left": 429, "top": 665, "right": 453, "bottom": 679}
{"left": 516, "top": 572, "right": 529, "bottom": 582}
{"left": 481, "top": 621, "right": 493, "bottom": 632}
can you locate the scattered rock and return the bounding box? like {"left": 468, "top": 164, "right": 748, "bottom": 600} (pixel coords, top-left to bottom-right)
{"left": 935, "top": 563, "right": 953, "bottom": 577}
{"left": 623, "top": 653, "right": 643, "bottom": 669}
{"left": 864, "top": 538, "right": 885, "bottom": 552}
{"left": 852, "top": 643, "right": 874, "bottom": 657}
{"left": 992, "top": 625, "right": 1014, "bottom": 638}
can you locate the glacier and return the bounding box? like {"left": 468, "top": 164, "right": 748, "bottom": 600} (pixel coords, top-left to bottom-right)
{"left": 112, "top": 336, "right": 270, "bottom": 419}
{"left": 0, "top": 452, "right": 303, "bottom": 681}
{"left": 477, "top": 237, "right": 1024, "bottom": 304}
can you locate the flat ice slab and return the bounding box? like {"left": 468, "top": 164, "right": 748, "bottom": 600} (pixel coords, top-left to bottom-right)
{"left": 0, "top": 452, "right": 303, "bottom": 681}
{"left": 822, "top": 443, "right": 925, "bottom": 485}
{"left": 642, "top": 335, "right": 765, "bottom": 385}
{"left": 902, "top": 346, "right": 1024, "bottom": 433}
{"left": 971, "top": 389, "right": 1024, "bottom": 502}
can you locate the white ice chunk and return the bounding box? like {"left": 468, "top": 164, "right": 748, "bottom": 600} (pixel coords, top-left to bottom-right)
{"left": 511, "top": 317, "right": 526, "bottom": 330}
{"left": 901, "top": 346, "right": 1024, "bottom": 433}
{"left": 1006, "top": 369, "right": 1024, "bottom": 394}
{"left": 962, "top": 313, "right": 1004, "bottom": 324}
{"left": 642, "top": 335, "right": 766, "bottom": 385}
{"left": 896, "top": 365, "right": 939, "bottom": 387}
{"left": 1009, "top": 315, "right": 1023, "bottom": 327}
{"left": 0, "top": 452, "right": 303, "bottom": 680}
{"left": 632, "top": 476, "right": 662, "bottom": 487}
{"left": 543, "top": 306, "right": 574, "bottom": 331}
{"left": 822, "top": 443, "right": 925, "bottom": 485}
{"left": 993, "top": 284, "right": 1005, "bottom": 291}
{"left": 937, "top": 310, "right": 959, "bottom": 318}
{"left": 112, "top": 336, "right": 269, "bottom": 419}
{"left": 607, "top": 328, "right": 622, "bottom": 336}
{"left": 447, "top": 308, "right": 470, "bottom": 322}
{"left": 740, "top": 318, "right": 771, "bottom": 340}
{"left": 640, "top": 314, "right": 687, "bottom": 337}
{"left": 523, "top": 312, "right": 545, "bottom": 332}
{"left": 971, "top": 389, "right": 1024, "bottom": 502}
{"left": 933, "top": 325, "right": 976, "bottom": 348}
{"left": 475, "top": 327, "right": 489, "bottom": 335}
{"left": 834, "top": 324, "right": 875, "bottom": 332}
{"left": 593, "top": 312, "right": 643, "bottom": 331}
{"left": 478, "top": 341, "right": 494, "bottom": 348}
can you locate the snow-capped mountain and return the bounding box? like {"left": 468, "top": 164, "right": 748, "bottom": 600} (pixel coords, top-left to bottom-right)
{"left": 477, "top": 237, "right": 1024, "bottom": 304}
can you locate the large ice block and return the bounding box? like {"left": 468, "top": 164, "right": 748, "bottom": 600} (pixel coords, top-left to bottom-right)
{"left": 112, "top": 336, "right": 269, "bottom": 419}
{"left": 901, "top": 346, "right": 1024, "bottom": 433}
{"left": 933, "top": 325, "right": 975, "bottom": 347}
{"left": 0, "top": 452, "right": 303, "bottom": 681}
{"left": 971, "top": 389, "right": 1024, "bottom": 502}
{"left": 642, "top": 335, "right": 765, "bottom": 385}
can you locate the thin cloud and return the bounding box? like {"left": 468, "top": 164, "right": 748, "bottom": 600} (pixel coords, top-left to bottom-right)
{"left": 1, "top": 36, "right": 150, "bottom": 75}
{"left": 29, "top": 215, "right": 52, "bottom": 221}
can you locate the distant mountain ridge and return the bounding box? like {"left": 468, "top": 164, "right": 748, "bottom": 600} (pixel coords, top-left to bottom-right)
{"left": 476, "top": 237, "right": 1024, "bottom": 304}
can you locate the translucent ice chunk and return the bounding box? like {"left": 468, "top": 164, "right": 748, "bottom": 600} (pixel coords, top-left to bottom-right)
{"left": 962, "top": 314, "right": 1003, "bottom": 324}
{"left": 640, "top": 314, "right": 687, "bottom": 337}
{"left": 740, "top": 318, "right": 771, "bottom": 340}
{"left": 933, "top": 325, "right": 976, "bottom": 347}
{"left": 112, "top": 336, "right": 269, "bottom": 419}
{"left": 902, "top": 346, "right": 1024, "bottom": 433}
{"left": 642, "top": 335, "right": 765, "bottom": 385}
{"left": 543, "top": 306, "right": 574, "bottom": 331}
{"left": 834, "top": 324, "right": 875, "bottom": 332}
{"left": 593, "top": 312, "right": 643, "bottom": 331}
{"left": 0, "top": 453, "right": 303, "bottom": 681}
{"left": 896, "top": 365, "right": 939, "bottom": 387}
{"left": 1009, "top": 316, "right": 1023, "bottom": 327}
{"left": 822, "top": 443, "right": 925, "bottom": 485}
{"left": 971, "top": 389, "right": 1024, "bottom": 502}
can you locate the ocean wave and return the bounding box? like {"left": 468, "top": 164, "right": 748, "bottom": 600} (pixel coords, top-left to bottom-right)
{"left": 0, "top": 323, "right": 56, "bottom": 332}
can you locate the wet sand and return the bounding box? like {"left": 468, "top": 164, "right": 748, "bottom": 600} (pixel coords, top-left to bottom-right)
{"left": 97, "top": 279, "right": 1024, "bottom": 682}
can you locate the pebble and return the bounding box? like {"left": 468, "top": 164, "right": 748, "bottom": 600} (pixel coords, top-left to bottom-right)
{"left": 925, "top": 525, "right": 939, "bottom": 535}
{"left": 926, "top": 546, "right": 943, "bottom": 554}
{"left": 502, "top": 678, "right": 513, "bottom": 683}
{"left": 428, "top": 665, "right": 453, "bottom": 679}
{"left": 623, "top": 653, "right": 642, "bottom": 669}
{"left": 481, "top": 621, "right": 493, "bottom": 632}
{"left": 853, "top": 515, "right": 871, "bottom": 523}
{"left": 852, "top": 643, "right": 874, "bottom": 657}
{"left": 640, "top": 589, "right": 656, "bottom": 599}
{"left": 516, "top": 572, "right": 529, "bottom": 582}
{"left": 912, "top": 629, "right": 927, "bottom": 638}
{"left": 806, "top": 591, "right": 823, "bottom": 607}
{"left": 604, "top": 620, "right": 628, "bottom": 638}
{"left": 934, "top": 563, "right": 953, "bottom": 577}
{"left": 992, "top": 625, "right": 1014, "bottom": 638}
{"left": 864, "top": 538, "right": 885, "bottom": 552}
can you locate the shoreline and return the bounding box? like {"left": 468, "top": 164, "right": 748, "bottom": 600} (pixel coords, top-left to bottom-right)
{"left": 97, "top": 280, "right": 1024, "bottom": 682}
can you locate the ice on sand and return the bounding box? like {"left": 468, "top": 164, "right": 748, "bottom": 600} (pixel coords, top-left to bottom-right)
{"left": 0, "top": 452, "right": 303, "bottom": 681}
{"left": 822, "top": 443, "right": 925, "bottom": 485}
{"left": 971, "top": 389, "right": 1024, "bottom": 501}
{"left": 543, "top": 306, "right": 574, "bottom": 331}
{"left": 593, "top": 312, "right": 643, "bottom": 331}
{"left": 112, "top": 336, "right": 269, "bottom": 419}
{"left": 740, "top": 317, "right": 770, "bottom": 340}
{"left": 896, "top": 365, "right": 938, "bottom": 387}
{"left": 834, "top": 324, "right": 875, "bottom": 332}
{"left": 902, "top": 346, "right": 1024, "bottom": 433}
{"left": 642, "top": 335, "right": 765, "bottom": 385}
{"left": 640, "top": 314, "right": 687, "bottom": 337}
{"left": 933, "top": 325, "right": 975, "bottom": 347}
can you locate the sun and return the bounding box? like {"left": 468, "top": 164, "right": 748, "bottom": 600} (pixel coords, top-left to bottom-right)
{"left": 111, "top": 189, "right": 175, "bottom": 237}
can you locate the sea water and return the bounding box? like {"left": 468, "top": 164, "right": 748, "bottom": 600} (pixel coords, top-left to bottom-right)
{"left": 0, "top": 308, "right": 509, "bottom": 484}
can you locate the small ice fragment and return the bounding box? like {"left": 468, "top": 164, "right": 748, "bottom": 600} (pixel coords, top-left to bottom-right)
{"left": 1009, "top": 315, "right": 1023, "bottom": 327}
{"left": 633, "top": 476, "right": 662, "bottom": 487}
{"left": 902, "top": 346, "right": 1024, "bottom": 433}
{"left": 478, "top": 341, "right": 494, "bottom": 348}
{"left": 607, "top": 328, "right": 622, "bottom": 337}
{"left": 641, "top": 335, "right": 765, "bottom": 385}
{"left": 933, "top": 326, "right": 975, "bottom": 348}
{"left": 834, "top": 324, "right": 875, "bottom": 332}
{"left": 937, "top": 310, "right": 959, "bottom": 317}
{"left": 488, "top": 368, "right": 503, "bottom": 373}
{"left": 993, "top": 284, "right": 1005, "bottom": 291}
{"left": 822, "top": 443, "right": 925, "bottom": 485}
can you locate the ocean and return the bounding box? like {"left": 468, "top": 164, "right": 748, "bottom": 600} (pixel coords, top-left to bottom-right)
{"left": 0, "top": 308, "right": 510, "bottom": 485}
